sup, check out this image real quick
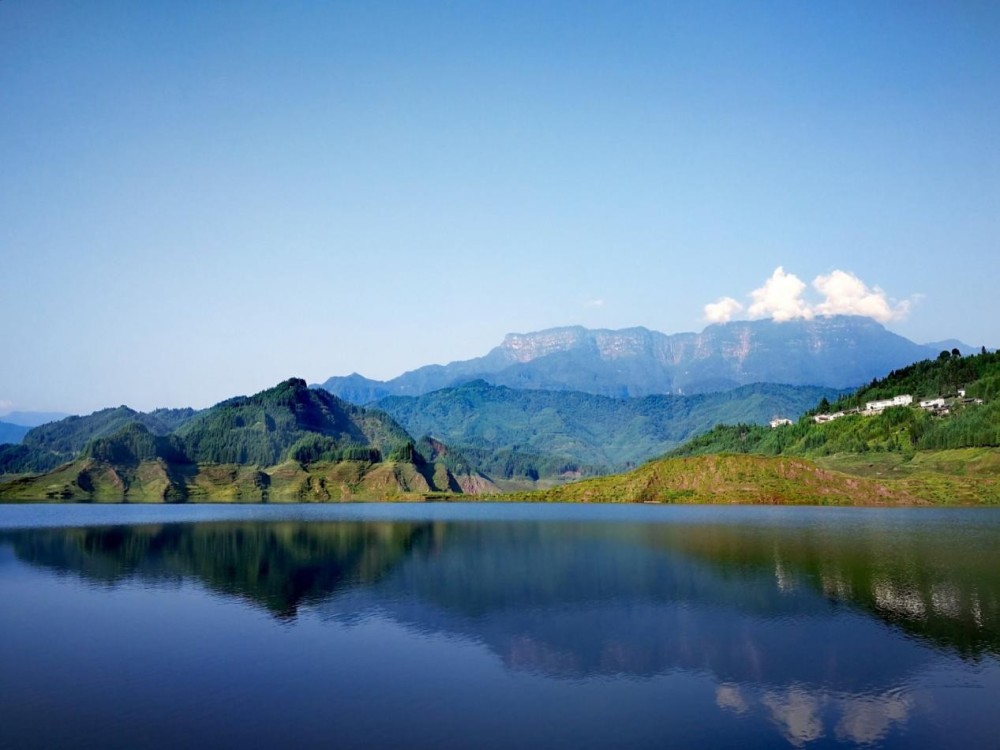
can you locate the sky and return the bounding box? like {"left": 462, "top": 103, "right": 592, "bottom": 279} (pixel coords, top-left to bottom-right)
{"left": 1, "top": 1, "right": 998, "bottom": 415}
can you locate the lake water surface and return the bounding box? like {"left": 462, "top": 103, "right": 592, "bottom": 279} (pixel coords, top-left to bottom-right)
{"left": 1, "top": 503, "right": 998, "bottom": 749}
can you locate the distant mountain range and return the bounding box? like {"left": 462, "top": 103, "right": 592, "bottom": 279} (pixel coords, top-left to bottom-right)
{"left": 0, "top": 411, "right": 71, "bottom": 427}
{"left": 0, "top": 411, "right": 73, "bottom": 445}
{"left": 376, "top": 380, "right": 843, "bottom": 470}
{"left": 0, "top": 422, "right": 30, "bottom": 445}
{"left": 318, "top": 316, "right": 970, "bottom": 402}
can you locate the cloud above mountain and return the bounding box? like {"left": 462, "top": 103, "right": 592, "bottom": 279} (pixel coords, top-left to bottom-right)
{"left": 812, "top": 270, "right": 909, "bottom": 321}
{"left": 704, "top": 267, "right": 913, "bottom": 324}
{"left": 704, "top": 297, "right": 744, "bottom": 324}
{"left": 748, "top": 266, "right": 814, "bottom": 322}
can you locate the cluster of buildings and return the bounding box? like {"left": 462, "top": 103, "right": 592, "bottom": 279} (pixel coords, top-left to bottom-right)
{"left": 807, "top": 395, "right": 913, "bottom": 425}
{"left": 918, "top": 389, "right": 984, "bottom": 416}
{"left": 769, "top": 389, "right": 983, "bottom": 428}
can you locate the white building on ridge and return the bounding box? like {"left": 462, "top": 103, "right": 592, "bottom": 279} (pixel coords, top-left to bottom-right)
{"left": 865, "top": 394, "right": 913, "bottom": 413}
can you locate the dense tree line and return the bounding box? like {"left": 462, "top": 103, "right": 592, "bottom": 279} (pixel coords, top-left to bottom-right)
{"left": 84, "top": 422, "right": 189, "bottom": 465}
{"left": 174, "top": 379, "right": 411, "bottom": 466}
{"left": 413, "top": 437, "right": 601, "bottom": 482}
{"left": 0, "top": 444, "right": 66, "bottom": 475}
{"left": 287, "top": 434, "right": 382, "bottom": 464}
{"left": 22, "top": 406, "right": 197, "bottom": 456}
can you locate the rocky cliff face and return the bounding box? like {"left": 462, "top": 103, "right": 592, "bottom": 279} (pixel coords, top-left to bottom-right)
{"left": 318, "top": 316, "right": 946, "bottom": 403}
{"left": 499, "top": 327, "right": 664, "bottom": 363}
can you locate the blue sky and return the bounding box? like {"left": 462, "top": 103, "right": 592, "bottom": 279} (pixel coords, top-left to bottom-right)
{"left": 2, "top": 1, "right": 998, "bottom": 414}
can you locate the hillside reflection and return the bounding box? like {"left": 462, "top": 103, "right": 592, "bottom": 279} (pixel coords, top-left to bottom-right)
{"left": 3, "top": 521, "right": 432, "bottom": 619}
{"left": 3, "top": 515, "right": 997, "bottom": 676}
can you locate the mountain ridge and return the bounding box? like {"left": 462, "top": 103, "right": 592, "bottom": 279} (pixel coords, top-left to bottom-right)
{"left": 318, "top": 316, "right": 961, "bottom": 403}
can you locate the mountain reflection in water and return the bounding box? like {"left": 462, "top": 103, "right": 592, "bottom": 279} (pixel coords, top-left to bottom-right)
{"left": 1, "top": 508, "right": 998, "bottom": 749}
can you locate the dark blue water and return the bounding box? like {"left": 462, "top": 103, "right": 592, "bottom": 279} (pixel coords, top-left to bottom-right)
{"left": 1, "top": 503, "right": 998, "bottom": 749}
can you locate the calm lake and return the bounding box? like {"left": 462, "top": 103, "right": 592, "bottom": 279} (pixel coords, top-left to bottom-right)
{"left": 1, "top": 503, "right": 998, "bottom": 749}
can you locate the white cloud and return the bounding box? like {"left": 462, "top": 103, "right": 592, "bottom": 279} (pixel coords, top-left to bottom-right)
{"left": 812, "top": 270, "right": 908, "bottom": 323}
{"left": 704, "top": 297, "right": 744, "bottom": 323}
{"left": 585, "top": 299, "right": 606, "bottom": 308}
{"left": 703, "top": 267, "right": 913, "bottom": 326}
{"left": 0, "top": 400, "right": 12, "bottom": 417}
{"left": 748, "top": 267, "right": 813, "bottom": 322}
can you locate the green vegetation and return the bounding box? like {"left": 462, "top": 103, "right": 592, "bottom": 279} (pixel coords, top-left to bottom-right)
{"left": 287, "top": 434, "right": 382, "bottom": 464}
{"left": 823, "top": 349, "right": 1000, "bottom": 412}
{"left": 377, "top": 380, "right": 844, "bottom": 470}
{"left": 0, "top": 444, "right": 66, "bottom": 476}
{"left": 509, "top": 453, "right": 921, "bottom": 505}
{"left": 506, "top": 350, "right": 1000, "bottom": 506}
{"left": 0, "top": 378, "right": 478, "bottom": 501}
{"left": 509, "top": 449, "right": 1000, "bottom": 506}
{"left": 7, "top": 405, "right": 199, "bottom": 474}
{"left": 176, "top": 378, "right": 412, "bottom": 466}
{"left": 23, "top": 406, "right": 197, "bottom": 456}
{"left": 4, "top": 350, "right": 998, "bottom": 505}
{"left": 414, "top": 436, "right": 600, "bottom": 485}
{"left": 673, "top": 350, "right": 1000, "bottom": 458}
{"left": 84, "top": 422, "right": 189, "bottom": 465}
{"left": 0, "top": 454, "right": 465, "bottom": 503}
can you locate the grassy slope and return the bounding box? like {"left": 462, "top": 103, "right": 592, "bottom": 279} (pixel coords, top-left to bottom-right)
{"left": 0, "top": 458, "right": 456, "bottom": 503}
{"left": 504, "top": 454, "right": 932, "bottom": 505}
{"left": 817, "top": 448, "right": 1000, "bottom": 505}
{"left": 5, "top": 449, "right": 997, "bottom": 506}
{"left": 616, "top": 350, "right": 1000, "bottom": 505}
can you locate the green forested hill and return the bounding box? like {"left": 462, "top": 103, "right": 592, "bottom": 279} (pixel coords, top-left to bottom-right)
{"left": 1, "top": 379, "right": 415, "bottom": 476}
{"left": 376, "top": 380, "right": 844, "bottom": 470}
{"left": 175, "top": 378, "right": 413, "bottom": 466}
{"left": 84, "top": 422, "right": 190, "bottom": 465}
{"left": 21, "top": 406, "right": 198, "bottom": 457}
{"left": 0, "top": 406, "right": 199, "bottom": 475}
{"left": 672, "top": 350, "right": 1000, "bottom": 458}
{"left": 413, "top": 436, "right": 602, "bottom": 488}
{"left": 0, "top": 378, "right": 481, "bottom": 501}
{"left": 823, "top": 347, "right": 999, "bottom": 411}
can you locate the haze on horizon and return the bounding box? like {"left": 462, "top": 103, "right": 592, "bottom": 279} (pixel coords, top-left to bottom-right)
{"left": 2, "top": 1, "right": 998, "bottom": 415}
